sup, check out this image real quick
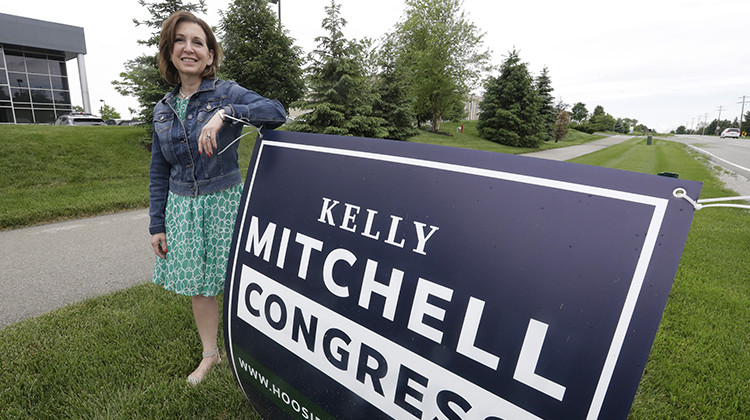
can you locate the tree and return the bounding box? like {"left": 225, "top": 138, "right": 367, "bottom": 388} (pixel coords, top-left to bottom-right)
{"left": 288, "top": 0, "right": 386, "bottom": 138}
{"left": 219, "top": 0, "right": 304, "bottom": 110}
{"left": 477, "top": 49, "right": 545, "bottom": 148}
{"left": 371, "top": 40, "right": 419, "bottom": 140}
{"left": 675, "top": 125, "right": 687, "bottom": 134}
{"left": 589, "top": 105, "right": 615, "bottom": 132}
{"left": 570, "top": 102, "right": 588, "bottom": 123}
{"left": 99, "top": 103, "right": 121, "bottom": 121}
{"left": 393, "top": 0, "right": 490, "bottom": 133}
{"left": 553, "top": 109, "right": 570, "bottom": 142}
{"left": 113, "top": 1, "right": 206, "bottom": 129}
{"left": 536, "top": 66, "right": 556, "bottom": 141}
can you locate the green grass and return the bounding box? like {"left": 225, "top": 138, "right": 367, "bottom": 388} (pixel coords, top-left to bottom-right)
{"left": 411, "top": 120, "right": 606, "bottom": 153}
{"left": 0, "top": 125, "right": 256, "bottom": 230}
{"left": 0, "top": 283, "right": 259, "bottom": 419}
{"left": 0, "top": 121, "right": 600, "bottom": 230}
{"left": 1, "top": 128, "right": 748, "bottom": 418}
{"left": 572, "top": 138, "right": 750, "bottom": 419}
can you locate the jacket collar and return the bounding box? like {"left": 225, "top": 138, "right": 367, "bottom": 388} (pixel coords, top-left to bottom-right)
{"left": 162, "top": 78, "right": 218, "bottom": 103}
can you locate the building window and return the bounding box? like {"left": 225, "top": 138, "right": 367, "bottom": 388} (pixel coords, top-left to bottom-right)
{"left": 0, "top": 47, "right": 72, "bottom": 124}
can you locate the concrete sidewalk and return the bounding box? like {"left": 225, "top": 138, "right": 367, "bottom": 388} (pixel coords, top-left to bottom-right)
{"left": 0, "top": 135, "right": 633, "bottom": 329}
{"left": 521, "top": 134, "right": 632, "bottom": 161}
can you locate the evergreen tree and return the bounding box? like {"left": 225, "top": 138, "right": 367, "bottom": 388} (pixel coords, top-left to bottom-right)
{"left": 113, "top": 0, "right": 206, "bottom": 131}
{"left": 371, "top": 40, "right": 419, "bottom": 140}
{"left": 477, "top": 50, "right": 544, "bottom": 148}
{"left": 219, "top": 0, "right": 304, "bottom": 110}
{"left": 289, "top": 0, "right": 386, "bottom": 138}
{"left": 536, "top": 67, "right": 556, "bottom": 141}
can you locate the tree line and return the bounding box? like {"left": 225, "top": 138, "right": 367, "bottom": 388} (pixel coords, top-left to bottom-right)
{"left": 114, "top": 0, "right": 642, "bottom": 146}
{"left": 674, "top": 112, "right": 750, "bottom": 136}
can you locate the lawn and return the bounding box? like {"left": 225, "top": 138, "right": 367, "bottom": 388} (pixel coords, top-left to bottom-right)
{"left": 0, "top": 121, "right": 600, "bottom": 230}
{"left": 0, "top": 128, "right": 747, "bottom": 419}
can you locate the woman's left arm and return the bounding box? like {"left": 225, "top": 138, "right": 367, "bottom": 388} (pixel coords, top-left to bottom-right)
{"left": 222, "top": 81, "right": 287, "bottom": 130}
{"left": 197, "top": 110, "right": 224, "bottom": 156}
{"left": 198, "top": 81, "right": 286, "bottom": 156}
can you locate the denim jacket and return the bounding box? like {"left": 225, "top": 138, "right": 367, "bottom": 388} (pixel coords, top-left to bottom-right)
{"left": 148, "top": 78, "right": 286, "bottom": 235}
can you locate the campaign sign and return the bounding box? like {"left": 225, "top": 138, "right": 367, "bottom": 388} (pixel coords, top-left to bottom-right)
{"left": 223, "top": 130, "right": 702, "bottom": 420}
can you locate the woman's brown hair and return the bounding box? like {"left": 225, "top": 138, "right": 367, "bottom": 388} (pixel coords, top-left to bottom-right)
{"left": 157, "top": 11, "right": 223, "bottom": 86}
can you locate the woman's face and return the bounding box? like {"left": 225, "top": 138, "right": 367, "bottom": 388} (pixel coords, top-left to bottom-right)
{"left": 170, "top": 21, "right": 214, "bottom": 81}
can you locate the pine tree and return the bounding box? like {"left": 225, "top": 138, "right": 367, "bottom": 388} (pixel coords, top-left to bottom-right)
{"left": 477, "top": 50, "right": 544, "bottom": 148}
{"left": 371, "top": 40, "right": 419, "bottom": 140}
{"left": 219, "top": 0, "right": 304, "bottom": 110}
{"left": 536, "top": 66, "right": 556, "bottom": 141}
{"left": 289, "top": 0, "right": 386, "bottom": 137}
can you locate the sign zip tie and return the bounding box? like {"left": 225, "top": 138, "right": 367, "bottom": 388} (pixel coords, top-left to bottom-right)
{"left": 217, "top": 113, "right": 264, "bottom": 155}
{"left": 673, "top": 188, "right": 750, "bottom": 210}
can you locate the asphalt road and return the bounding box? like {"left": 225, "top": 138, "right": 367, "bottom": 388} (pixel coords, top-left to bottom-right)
{"left": 663, "top": 134, "right": 750, "bottom": 197}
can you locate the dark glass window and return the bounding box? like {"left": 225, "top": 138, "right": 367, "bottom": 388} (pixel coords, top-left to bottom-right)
{"left": 5, "top": 54, "right": 25, "bottom": 72}
{"left": 0, "top": 107, "right": 14, "bottom": 123}
{"left": 25, "top": 55, "right": 49, "bottom": 74}
{"left": 49, "top": 61, "right": 67, "bottom": 76}
{"left": 55, "top": 107, "right": 72, "bottom": 117}
{"left": 0, "top": 86, "right": 9, "bottom": 101}
{"left": 34, "top": 109, "right": 56, "bottom": 124}
{"left": 53, "top": 90, "right": 71, "bottom": 104}
{"left": 28, "top": 74, "right": 52, "bottom": 89}
{"left": 8, "top": 72, "right": 27, "bottom": 88}
{"left": 31, "top": 89, "right": 53, "bottom": 104}
{"left": 51, "top": 76, "right": 68, "bottom": 90}
{"left": 11, "top": 87, "right": 30, "bottom": 103}
{"left": 0, "top": 71, "right": 7, "bottom": 85}
{"left": 14, "top": 108, "right": 33, "bottom": 123}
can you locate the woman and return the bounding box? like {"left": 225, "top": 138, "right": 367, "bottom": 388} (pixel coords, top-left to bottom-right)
{"left": 148, "top": 11, "right": 286, "bottom": 385}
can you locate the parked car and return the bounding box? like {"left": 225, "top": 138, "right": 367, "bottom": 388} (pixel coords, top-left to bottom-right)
{"left": 720, "top": 128, "right": 740, "bottom": 139}
{"left": 54, "top": 112, "right": 106, "bottom": 126}
{"left": 106, "top": 119, "right": 145, "bottom": 126}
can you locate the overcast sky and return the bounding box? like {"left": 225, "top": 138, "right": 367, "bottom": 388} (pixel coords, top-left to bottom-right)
{"left": 5, "top": 0, "right": 749, "bottom": 132}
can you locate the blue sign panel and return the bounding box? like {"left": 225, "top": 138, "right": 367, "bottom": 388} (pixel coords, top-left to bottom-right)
{"left": 223, "top": 130, "right": 702, "bottom": 419}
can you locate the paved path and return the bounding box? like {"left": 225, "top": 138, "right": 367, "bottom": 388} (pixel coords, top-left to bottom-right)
{"left": 0, "top": 134, "right": 635, "bottom": 329}
{"left": 0, "top": 210, "right": 153, "bottom": 329}
{"left": 522, "top": 134, "right": 632, "bottom": 161}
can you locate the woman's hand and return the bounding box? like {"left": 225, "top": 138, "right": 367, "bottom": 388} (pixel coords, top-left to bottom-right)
{"left": 198, "top": 110, "right": 225, "bottom": 157}
{"left": 151, "top": 233, "right": 168, "bottom": 259}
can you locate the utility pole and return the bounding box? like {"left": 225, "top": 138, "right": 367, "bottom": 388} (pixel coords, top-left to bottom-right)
{"left": 701, "top": 113, "right": 708, "bottom": 136}
{"left": 738, "top": 95, "right": 749, "bottom": 137}
{"left": 716, "top": 105, "right": 725, "bottom": 135}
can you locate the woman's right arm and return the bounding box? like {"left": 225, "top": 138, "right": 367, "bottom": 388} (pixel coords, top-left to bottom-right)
{"left": 149, "top": 125, "right": 170, "bottom": 258}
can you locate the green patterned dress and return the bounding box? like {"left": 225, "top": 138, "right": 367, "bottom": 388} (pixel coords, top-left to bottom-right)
{"left": 152, "top": 95, "right": 242, "bottom": 297}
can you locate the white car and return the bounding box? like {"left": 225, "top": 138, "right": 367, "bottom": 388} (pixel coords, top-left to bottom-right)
{"left": 720, "top": 128, "right": 740, "bottom": 139}
{"left": 54, "top": 112, "right": 105, "bottom": 126}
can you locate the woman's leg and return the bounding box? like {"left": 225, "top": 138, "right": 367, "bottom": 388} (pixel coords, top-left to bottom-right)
{"left": 188, "top": 295, "right": 220, "bottom": 383}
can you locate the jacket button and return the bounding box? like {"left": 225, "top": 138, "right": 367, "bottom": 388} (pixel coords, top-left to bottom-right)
{"left": 187, "top": 114, "right": 193, "bottom": 119}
